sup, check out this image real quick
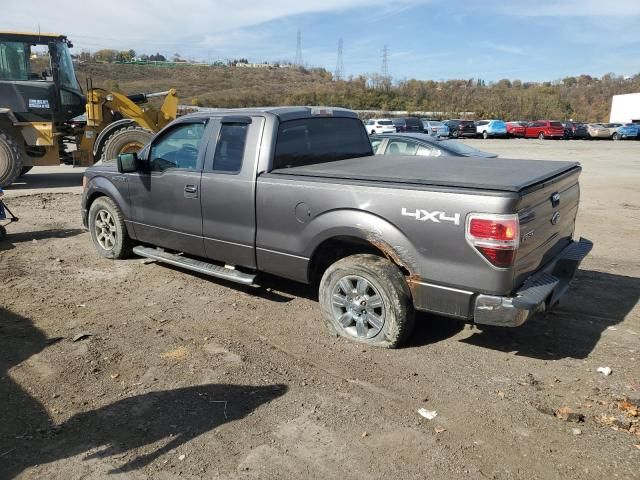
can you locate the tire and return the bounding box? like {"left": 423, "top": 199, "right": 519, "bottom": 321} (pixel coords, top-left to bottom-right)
{"left": 88, "top": 196, "right": 132, "bottom": 259}
{"left": 538, "top": 132, "right": 545, "bottom": 140}
{"left": 452, "top": 130, "right": 460, "bottom": 138}
{"left": 100, "top": 125, "right": 153, "bottom": 162}
{"left": 482, "top": 131, "right": 489, "bottom": 139}
{"left": 0, "top": 225, "right": 6, "bottom": 241}
{"left": 612, "top": 132, "right": 619, "bottom": 141}
{"left": 0, "top": 131, "right": 25, "bottom": 187}
{"left": 319, "top": 254, "right": 415, "bottom": 348}
{"left": 20, "top": 166, "right": 33, "bottom": 176}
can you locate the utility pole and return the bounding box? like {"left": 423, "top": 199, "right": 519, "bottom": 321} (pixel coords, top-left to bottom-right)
{"left": 381, "top": 45, "right": 391, "bottom": 91}
{"left": 381, "top": 45, "right": 389, "bottom": 79}
{"left": 334, "top": 38, "right": 344, "bottom": 81}
{"left": 294, "top": 30, "right": 303, "bottom": 67}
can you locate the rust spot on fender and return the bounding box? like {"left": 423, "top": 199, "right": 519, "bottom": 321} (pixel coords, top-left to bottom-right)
{"left": 367, "top": 236, "right": 419, "bottom": 277}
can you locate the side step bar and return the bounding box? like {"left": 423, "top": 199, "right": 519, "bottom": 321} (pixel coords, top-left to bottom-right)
{"left": 133, "top": 246, "right": 256, "bottom": 286}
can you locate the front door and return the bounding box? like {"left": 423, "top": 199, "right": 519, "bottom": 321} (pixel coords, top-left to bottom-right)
{"left": 127, "top": 120, "right": 211, "bottom": 257}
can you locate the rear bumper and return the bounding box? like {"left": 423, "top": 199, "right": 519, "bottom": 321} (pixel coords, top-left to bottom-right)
{"left": 473, "top": 237, "right": 593, "bottom": 327}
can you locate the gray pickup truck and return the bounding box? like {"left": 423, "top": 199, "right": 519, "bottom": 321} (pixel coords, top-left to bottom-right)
{"left": 81, "top": 107, "right": 592, "bottom": 348}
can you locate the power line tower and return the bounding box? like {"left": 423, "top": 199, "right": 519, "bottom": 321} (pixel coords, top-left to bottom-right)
{"left": 294, "top": 30, "right": 303, "bottom": 67}
{"left": 334, "top": 38, "right": 344, "bottom": 81}
{"left": 381, "top": 45, "right": 389, "bottom": 79}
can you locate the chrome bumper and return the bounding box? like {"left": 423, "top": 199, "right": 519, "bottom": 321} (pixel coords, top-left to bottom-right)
{"left": 474, "top": 237, "right": 593, "bottom": 327}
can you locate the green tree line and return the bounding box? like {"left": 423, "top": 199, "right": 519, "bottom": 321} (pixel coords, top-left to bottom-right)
{"left": 77, "top": 63, "right": 640, "bottom": 122}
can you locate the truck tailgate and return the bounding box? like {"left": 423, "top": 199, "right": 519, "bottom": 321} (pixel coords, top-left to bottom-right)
{"left": 513, "top": 167, "right": 581, "bottom": 287}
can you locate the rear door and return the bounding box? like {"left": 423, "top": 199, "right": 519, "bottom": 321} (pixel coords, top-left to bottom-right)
{"left": 200, "top": 115, "right": 264, "bottom": 268}
{"left": 127, "top": 120, "right": 210, "bottom": 257}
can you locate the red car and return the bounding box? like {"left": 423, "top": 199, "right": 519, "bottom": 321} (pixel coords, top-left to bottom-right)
{"left": 524, "top": 120, "right": 565, "bottom": 139}
{"left": 506, "top": 121, "right": 527, "bottom": 137}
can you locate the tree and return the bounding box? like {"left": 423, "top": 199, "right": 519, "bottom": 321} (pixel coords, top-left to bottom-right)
{"left": 93, "top": 49, "right": 118, "bottom": 63}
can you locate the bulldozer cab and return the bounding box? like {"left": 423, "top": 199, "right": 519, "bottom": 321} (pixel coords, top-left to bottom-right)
{"left": 0, "top": 31, "right": 85, "bottom": 124}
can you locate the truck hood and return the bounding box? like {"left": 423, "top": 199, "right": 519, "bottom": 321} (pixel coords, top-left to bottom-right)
{"left": 87, "top": 159, "right": 118, "bottom": 172}
{"left": 271, "top": 155, "right": 580, "bottom": 193}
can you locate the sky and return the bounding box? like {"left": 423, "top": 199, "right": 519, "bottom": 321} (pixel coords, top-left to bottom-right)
{"left": 4, "top": 0, "right": 640, "bottom": 82}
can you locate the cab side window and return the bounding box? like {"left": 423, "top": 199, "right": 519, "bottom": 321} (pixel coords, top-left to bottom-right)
{"left": 149, "top": 123, "right": 205, "bottom": 172}
{"left": 212, "top": 124, "right": 248, "bottom": 173}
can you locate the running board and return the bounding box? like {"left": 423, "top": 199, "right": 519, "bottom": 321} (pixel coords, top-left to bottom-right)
{"left": 133, "top": 246, "right": 256, "bottom": 285}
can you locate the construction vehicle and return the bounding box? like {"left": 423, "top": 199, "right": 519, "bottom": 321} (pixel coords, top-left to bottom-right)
{"left": 0, "top": 31, "right": 178, "bottom": 186}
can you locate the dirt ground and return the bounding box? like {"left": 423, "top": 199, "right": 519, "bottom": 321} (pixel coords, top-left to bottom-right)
{"left": 1, "top": 139, "right": 639, "bottom": 479}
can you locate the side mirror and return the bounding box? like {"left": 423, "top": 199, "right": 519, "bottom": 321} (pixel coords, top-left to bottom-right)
{"left": 117, "top": 152, "right": 138, "bottom": 173}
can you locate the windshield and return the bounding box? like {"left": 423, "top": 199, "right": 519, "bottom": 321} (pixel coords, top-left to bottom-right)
{"left": 0, "top": 41, "right": 29, "bottom": 80}
{"left": 55, "top": 41, "right": 80, "bottom": 90}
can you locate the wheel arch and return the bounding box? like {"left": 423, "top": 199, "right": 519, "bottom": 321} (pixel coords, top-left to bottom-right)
{"left": 85, "top": 177, "right": 136, "bottom": 238}
{"left": 304, "top": 211, "right": 421, "bottom": 285}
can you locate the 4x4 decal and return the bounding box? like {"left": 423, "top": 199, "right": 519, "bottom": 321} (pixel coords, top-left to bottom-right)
{"left": 401, "top": 208, "right": 461, "bottom": 226}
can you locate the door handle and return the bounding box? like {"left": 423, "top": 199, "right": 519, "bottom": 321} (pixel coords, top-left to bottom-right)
{"left": 184, "top": 184, "right": 198, "bottom": 194}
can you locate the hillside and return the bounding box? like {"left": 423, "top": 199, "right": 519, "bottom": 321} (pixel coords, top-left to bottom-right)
{"left": 76, "top": 63, "right": 640, "bottom": 122}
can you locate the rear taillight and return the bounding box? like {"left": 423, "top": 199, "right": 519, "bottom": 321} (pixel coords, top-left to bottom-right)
{"left": 466, "top": 214, "right": 520, "bottom": 268}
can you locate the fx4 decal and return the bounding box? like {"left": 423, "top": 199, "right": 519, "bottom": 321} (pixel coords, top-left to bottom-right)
{"left": 401, "top": 208, "right": 461, "bottom": 226}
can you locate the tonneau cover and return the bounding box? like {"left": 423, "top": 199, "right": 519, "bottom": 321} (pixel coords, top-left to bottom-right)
{"left": 270, "top": 155, "right": 580, "bottom": 193}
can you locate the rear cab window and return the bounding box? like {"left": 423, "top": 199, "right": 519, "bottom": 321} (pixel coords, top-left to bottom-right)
{"left": 273, "top": 117, "right": 373, "bottom": 169}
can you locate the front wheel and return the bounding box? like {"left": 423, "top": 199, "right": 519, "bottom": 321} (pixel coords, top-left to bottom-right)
{"left": 319, "top": 254, "right": 415, "bottom": 348}
{"left": 88, "top": 196, "right": 132, "bottom": 259}
{"left": 538, "top": 132, "right": 545, "bottom": 140}
{"left": 612, "top": 132, "right": 619, "bottom": 141}
{"left": 452, "top": 130, "right": 460, "bottom": 138}
{"left": 482, "top": 131, "right": 489, "bottom": 139}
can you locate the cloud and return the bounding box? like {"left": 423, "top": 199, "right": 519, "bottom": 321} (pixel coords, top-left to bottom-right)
{"left": 481, "top": 41, "right": 524, "bottom": 56}
{"left": 3, "top": 0, "right": 427, "bottom": 54}
{"left": 494, "top": 0, "right": 640, "bottom": 17}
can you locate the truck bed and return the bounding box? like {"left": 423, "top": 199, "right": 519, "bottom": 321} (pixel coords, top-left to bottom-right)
{"left": 270, "top": 155, "right": 580, "bottom": 193}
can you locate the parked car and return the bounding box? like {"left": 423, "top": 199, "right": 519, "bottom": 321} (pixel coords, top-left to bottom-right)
{"left": 81, "top": 106, "right": 591, "bottom": 347}
{"left": 586, "top": 123, "right": 611, "bottom": 139}
{"left": 600, "top": 123, "right": 623, "bottom": 138}
{"left": 365, "top": 118, "right": 396, "bottom": 135}
{"left": 506, "top": 121, "right": 527, "bottom": 138}
{"left": 392, "top": 117, "right": 424, "bottom": 133}
{"left": 421, "top": 120, "right": 449, "bottom": 137}
{"left": 613, "top": 123, "right": 639, "bottom": 140}
{"left": 475, "top": 120, "right": 507, "bottom": 139}
{"left": 443, "top": 119, "right": 476, "bottom": 138}
{"left": 370, "top": 133, "right": 497, "bottom": 158}
{"left": 524, "top": 120, "right": 565, "bottom": 139}
{"left": 561, "top": 121, "right": 589, "bottom": 139}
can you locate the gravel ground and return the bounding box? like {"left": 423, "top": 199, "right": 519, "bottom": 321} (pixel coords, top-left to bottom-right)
{"left": 1, "top": 139, "right": 639, "bottom": 479}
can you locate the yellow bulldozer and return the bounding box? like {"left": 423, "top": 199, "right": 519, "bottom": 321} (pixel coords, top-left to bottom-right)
{"left": 0, "top": 31, "right": 178, "bottom": 186}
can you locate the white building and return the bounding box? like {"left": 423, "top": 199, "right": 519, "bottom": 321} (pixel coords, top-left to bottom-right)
{"left": 610, "top": 93, "right": 640, "bottom": 123}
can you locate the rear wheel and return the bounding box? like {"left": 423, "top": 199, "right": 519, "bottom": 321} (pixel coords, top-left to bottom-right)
{"left": 452, "top": 130, "right": 460, "bottom": 138}
{"left": 100, "top": 125, "right": 153, "bottom": 162}
{"left": 612, "top": 132, "right": 620, "bottom": 141}
{"left": 319, "top": 254, "right": 415, "bottom": 348}
{"left": 0, "top": 225, "right": 6, "bottom": 240}
{"left": 0, "top": 132, "right": 25, "bottom": 187}
{"left": 538, "top": 132, "right": 545, "bottom": 140}
{"left": 482, "top": 131, "right": 489, "bottom": 139}
{"left": 88, "top": 196, "right": 132, "bottom": 259}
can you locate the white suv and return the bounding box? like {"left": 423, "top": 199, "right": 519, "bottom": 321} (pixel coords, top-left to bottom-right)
{"left": 365, "top": 119, "right": 396, "bottom": 135}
